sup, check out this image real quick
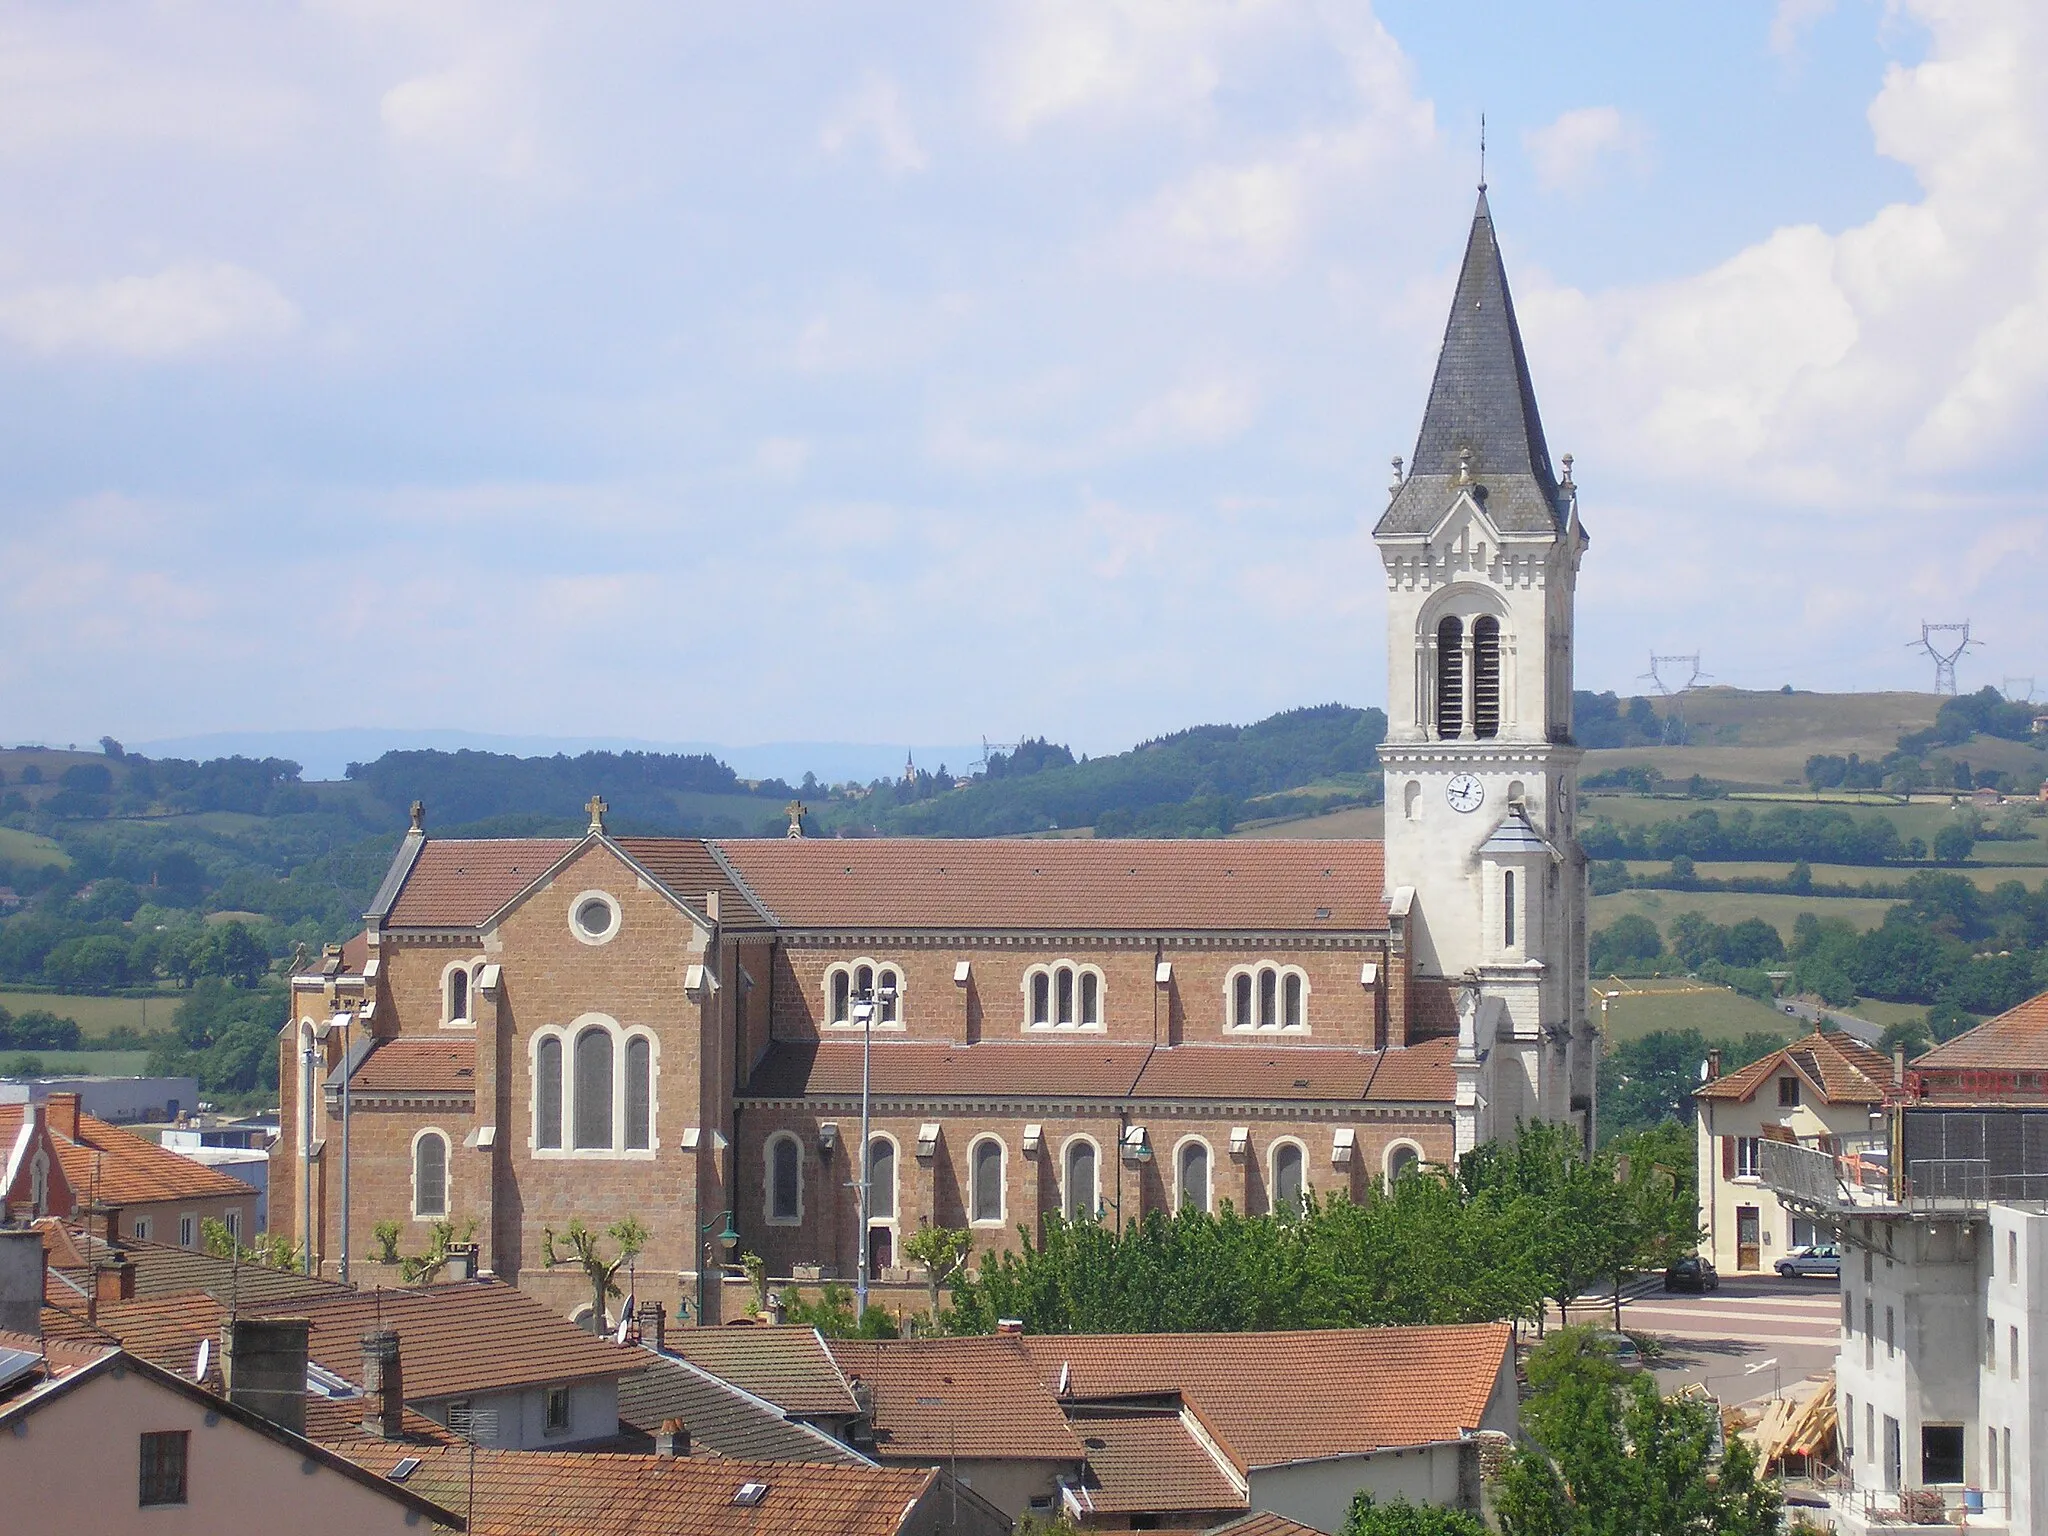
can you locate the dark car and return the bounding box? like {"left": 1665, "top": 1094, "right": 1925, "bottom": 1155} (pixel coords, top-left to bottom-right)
{"left": 1664, "top": 1253, "right": 1720, "bottom": 1292}
{"left": 1776, "top": 1244, "right": 1841, "bottom": 1279}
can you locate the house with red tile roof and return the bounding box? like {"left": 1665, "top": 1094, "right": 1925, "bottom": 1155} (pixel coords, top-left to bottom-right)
{"left": 1694, "top": 1030, "right": 1899, "bottom": 1275}
{"left": 273, "top": 189, "right": 1598, "bottom": 1328}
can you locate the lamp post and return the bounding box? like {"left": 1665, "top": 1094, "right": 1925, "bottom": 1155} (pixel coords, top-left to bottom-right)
{"left": 328, "top": 1004, "right": 358, "bottom": 1284}
{"left": 852, "top": 981, "right": 896, "bottom": 1319}
{"left": 693, "top": 1210, "right": 739, "bottom": 1325}
{"left": 299, "top": 1024, "right": 317, "bottom": 1276}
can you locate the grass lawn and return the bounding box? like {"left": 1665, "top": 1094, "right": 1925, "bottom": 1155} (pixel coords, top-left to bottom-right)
{"left": 1596, "top": 983, "right": 1800, "bottom": 1047}
{"left": 0, "top": 826, "right": 70, "bottom": 869}
{"left": 0, "top": 1049, "right": 152, "bottom": 1075}
{"left": 1617, "top": 859, "right": 2048, "bottom": 889}
{"left": 0, "top": 988, "right": 183, "bottom": 1037}
{"left": 1592, "top": 889, "right": 1895, "bottom": 941}
{"left": 1584, "top": 792, "right": 2038, "bottom": 846}
{"left": 1234, "top": 805, "right": 1385, "bottom": 839}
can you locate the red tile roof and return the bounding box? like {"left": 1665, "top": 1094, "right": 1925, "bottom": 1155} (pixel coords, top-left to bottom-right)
{"left": 1017, "top": 1325, "right": 1512, "bottom": 1470}
{"left": 667, "top": 1327, "right": 859, "bottom": 1418}
{"left": 745, "top": 1039, "right": 1457, "bottom": 1106}
{"left": 336, "top": 1442, "right": 940, "bottom": 1536}
{"left": 829, "top": 1337, "right": 1085, "bottom": 1463}
{"left": 0, "top": 1103, "right": 258, "bottom": 1208}
{"left": 1695, "top": 1030, "right": 1896, "bottom": 1105}
{"left": 41, "top": 1292, "right": 226, "bottom": 1380}
{"left": 382, "top": 838, "right": 577, "bottom": 928}
{"left": 301, "top": 1393, "right": 458, "bottom": 1447}
{"left": 348, "top": 1036, "right": 478, "bottom": 1095}
{"left": 1207, "top": 1513, "right": 1328, "bottom": 1536}
{"left": 1914, "top": 990, "right": 2048, "bottom": 1077}
{"left": 1066, "top": 1409, "right": 1245, "bottom": 1515}
{"left": 712, "top": 839, "right": 1390, "bottom": 932}
{"left": 615, "top": 838, "right": 773, "bottom": 928}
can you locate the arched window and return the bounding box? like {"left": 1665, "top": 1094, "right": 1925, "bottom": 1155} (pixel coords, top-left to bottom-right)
{"left": 1403, "top": 780, "right": 1421, "bottom": 820}
{"left": 1473, "top": 615, "right": 1501, "bottom": 738}
{"left": 1080, "top": 971, "right": 1100, "bottom": 1026}
{"left": 535, "top": 1036, "right": 563, "bottom": 1150}
{"left": 1026, "top": 964, "right": 1104, "bottom": 1029}
{"left": 1178, "top": 1140, "right": 1210, "bottom": 1212}
{"left": 623, "top": 1036, "right": 651, "bottom": 1150}
{"left": 1283, "top": 972, "right": 1304, "bottom": 1030}
{"left": 854, "top": 963, "right": 873, "bottom": 1004}
{"left": 448, "top": 967, "right": 469, "bottom": 1023}
{"left": 1230, "top": 966, "right": 1309, "bottom": 1032}
{"left": 877, "top": 967, "right": 899, "bottom": 1023}
{"left": 1233, "top": 972, "right": 1253, "bottom": 1029}
{"left": 868, "top": 1138, "right": 896, "bottom": 1220}
{"left": 1056, "top": 966, "right": 1074, "bottom": 1025}
{"left": 414, "top": 1131, "right": 448, "bottom": 1218}
{"left": 1387, "top": 1143, "right": 1421, "bottom": 1184}
{"left": 1031, "top": 971, "right": 1051, "bottom": 1025}
{"left": 970, "top": 1139, "right": 1005, "bottom": 1224}
{"left": 831, "top": 970, "right": 850, "bottom": 1025}
{"left": 1259, "top": 968, "right": 1278, "bottom": 1028}
{"left": 1272, "top": 1141, "right": 1306, "bottom": 1215}
{"left": 1064, "top": 1139, "right": 1098, "bottom": 1221}
{"left": 1435, "top": 615, "right": 1465, "bottom": 738}
{"left": 573, "top": 1027, "right": 614, "bottom": 1150}
{"left": 768, "top": 1134, "right": 802, "bottom": 1224}
{"left": 1503, "top": 870, "right": 1517, "bottom": 950}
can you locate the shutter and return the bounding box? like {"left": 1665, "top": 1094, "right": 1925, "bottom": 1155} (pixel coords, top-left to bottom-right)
{"left": 1722, "top": 1136, "right": 1736, "bottom": 1179}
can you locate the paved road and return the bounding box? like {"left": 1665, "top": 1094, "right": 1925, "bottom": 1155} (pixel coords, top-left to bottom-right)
{"left": 1778, "top": 996, "right": 1882, "bottom": 1044}
{"left": 1549, "top": 1275, "right": 1841, "bottom": 1406}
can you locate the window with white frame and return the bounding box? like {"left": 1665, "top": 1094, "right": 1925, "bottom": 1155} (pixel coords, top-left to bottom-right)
{"left": 1734, "top": 1136, "right": 1762, "bottom": 1179}
{"left": 413, "top": 1130, "right": 449, "bottom": 1219}
{"left": 1176, "top": 1138, "right": 1211, "bottom": 1213}
{"left": 866, "top": 1135, "right": 897, "bottom": 1272}
{"left": 532, "top": 1018, "right": 656, "bottom": 1156}
{"left": 970, "top": 1137, "right": 1005, "bottom": 1224}
{"left": 1386, "top": 1142, "right": 1422, "bottom": 1184}
{"left": 1270, "top": 1140, "right": 1306, "bottom": 1215}
{"left": 826, "top": 961, "right": 903, "bottom": 1027}
{"left": 131, "top": 1217, "right": 151, "bottom": 1242}
{"left": 178, "top": 1214, "right": 195, "bottom": 1249}
{"left": 225, "top": 1209, "right": 241, "bottom": 1242}
{"left": 1063, "top": 1138, "right": 1099, "bottom": 1221}
{"left": 442, "top": 957, "right": 485, "bottom": 1026}
{"left": 767, "top": 1133, "right": 803, "bottom": 1225}
{"left": 1228, "top": 965, "right": 1308, "bottom": 1031}
{"left": 1025, "top": 962, "right": 1103, "bottom": 1029}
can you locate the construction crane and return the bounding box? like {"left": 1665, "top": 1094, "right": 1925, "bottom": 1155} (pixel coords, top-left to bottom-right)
{"left": 1640, "top": 654, "right": 1710, "bottom": 746}
{"left": 1911, "top": 623, "right": 1976, "bottom": 697}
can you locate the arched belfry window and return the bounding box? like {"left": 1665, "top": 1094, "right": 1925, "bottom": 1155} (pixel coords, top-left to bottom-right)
{"left": 1473, "top": 616, "right": 1502, "bottom": 739}
{"left": 1435, "top": 616, "right": 1464, "bottom": 739}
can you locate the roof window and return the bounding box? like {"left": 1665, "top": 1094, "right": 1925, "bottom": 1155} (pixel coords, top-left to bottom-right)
{"left": 733, "top": 1482, "right": 769, "bottom": 1507}
{"left": 388, "top": 1457, "right": 423, "bottom": 1483}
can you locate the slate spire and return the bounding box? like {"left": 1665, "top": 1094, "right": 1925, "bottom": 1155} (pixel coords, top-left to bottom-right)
{"left": 1378, "top": 189, "right": 1565, "bottom": 536}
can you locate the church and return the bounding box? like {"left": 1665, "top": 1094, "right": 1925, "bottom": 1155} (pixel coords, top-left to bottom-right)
{"left": 271, "top": 189, "right": 1595, "bottom": 1323}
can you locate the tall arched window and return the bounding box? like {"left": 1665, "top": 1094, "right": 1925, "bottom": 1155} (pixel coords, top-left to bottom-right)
{"left": 1272, "top": 1141, "right": 1306, "bottom": 1215}
{"left": 1031, "top": 971, "right": 1051, "bottom": 1025}
{"left": 1178, "top": 1140, "right": 1210, "bottom": 1212}
{"left": 831, "top": 970, "right": 851, "bottom": 1025}
{"left": 1387, "top": 1143, "right": 1421, "bottom": 1184}
{"left": 447, "top": 968, "right": 469, "bottom": 1023}
{"left": 1028, "top": 964, "right": 1103, "bottom": 1029}
{"left": 1503, "top": 870, "right": 1517, "bottom": 950}
{"left": 1259, "top": 968, "right": 1278, "bottom": 1028}
{"left": 535, "top": 1036, "right": 563, "bottom": 1150}
{"left": 1435, "top": 615, "right": 1465, "bottom": 738}
{"left": 624, "top": 1036, "right": 651, "bottom": 1150}
{"left": 1230, "top": 966, "right": 1309, "bottom": 1032}
{"left": 1472, "top": 615, "right": 1501, "bottom": 738}
{"left": 868, "top": 1138, "right": 896, "bottom": 1220}
{"left": 1055, "top": 966, "right": 1074, "bottom": 1025}
{"left": 414, "top": 1131, "right": 448, "bottom": 1218}
{"left": 971, "top": 1139, "right": 1005, "bottom": 1224}
{"left": 573, "top": 1027, "right": 614, "bottom": 1150}
{"left": 876, "top": 968, "right": 899, "bottom": 1023}
{"left": 1283, "top": 972, "right": 1304, "bottom": 1030}
{"left": 1233, "top": 972, "right": 1253, "bottom": 1029}
{"left": 768, "top": 1134, "right": 802, "bottom": 1224}
{"left": 1080, "top": 971, "right": 1099, "bottom": 1025}
{"left": 1064, "top": 1139, "right": 1098, "bottom": 1221}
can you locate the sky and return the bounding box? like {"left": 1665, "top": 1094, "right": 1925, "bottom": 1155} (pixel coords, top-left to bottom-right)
{"left": 3, "top": 0, "right": 2046, "bottom": 772}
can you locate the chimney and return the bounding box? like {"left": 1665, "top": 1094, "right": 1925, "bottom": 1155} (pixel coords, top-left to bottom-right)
{"left": 1894, "top": 1045, "right": 1907, "bottom": 1085}
{"left": 45, "top": 1092, "right": 81, "bottom": 1143}
{"left": 1705, "top": 1050, "right": 1722, "bottom": 1082}
{"left": 655, "top": 1418, "right": 690, "bottom": 1458}
{"left": 0, "top": 1228, "right": 43, "bottom": 1335}
{"left": 765, "top": 1288, "right": 786, "bottom": 1326}
{"left": 221, "top": 1317, "right": 309, "bottom": 1436}
{"left": 704, "top": 890, "right": 721, "bottom": 923}
{"left": 636, "top": 1300, "right": 666, "bottom": 1352}
{"left": 361, "top": 1330, "right": 404, "bottom": 1440}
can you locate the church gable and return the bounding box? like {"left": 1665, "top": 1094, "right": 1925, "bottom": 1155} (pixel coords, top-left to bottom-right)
{"left": 2, "top": 1108, "right": 75, "bottom": 1222}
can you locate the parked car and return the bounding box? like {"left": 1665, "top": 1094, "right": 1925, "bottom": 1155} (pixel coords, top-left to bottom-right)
{"left": 1589, "top": 1330, "right": 1648, "bottom": 1369}
{"left": 1776, "top": 1244, "right": 1841, "bottom": 1279}
{"left": 1664, "top": 1253, "right": 1720, "bottom": 1292}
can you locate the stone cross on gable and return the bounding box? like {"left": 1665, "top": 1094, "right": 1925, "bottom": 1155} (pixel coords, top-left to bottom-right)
{"left": 586, "top": 795, "right": 608, "bottom": 834}
{"left": 784, "top": 801, "right": 806, "bottom": 838}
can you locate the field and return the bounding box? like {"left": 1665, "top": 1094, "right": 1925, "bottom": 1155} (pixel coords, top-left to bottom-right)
{"left": 0, "top": 826, "right": 70, "bottom": 869}
{"left": 1616, "top": 859, "right": 2048, "bottom": 889}
{"left": 1592, "top": 888, "right": 1894, "bottom": 940}
{"left": 1234, "top": 806, "right": 1384, "bottom": 839}
{"left": 0, "top": 988, "right": 183, "bottom": 1037}
{"left": 0, "top": 1049, "right": 152, "bottom": 1075}
{"left": 1595, "top": 982, "right": 1799, "bottom": 1046}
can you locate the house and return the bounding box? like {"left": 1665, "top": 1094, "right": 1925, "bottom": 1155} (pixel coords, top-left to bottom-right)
{"left": 1694, "top": 1030, "right": 1897, "bottom": 1274}
{"left": 273, "top": 184, "right": 1600, "bottom": 1327}
{"left": 0, "top": 1323, "right": 459, "bottom": 1534}
{"left": 1761, "top": 990, "right": 2048, "bottom": 1532}
{"left": 0, "top": 1092, "right": 260, "bottom": 1246}
{"left": 664, "top": 1322, "right": 866, "bottom": 1439}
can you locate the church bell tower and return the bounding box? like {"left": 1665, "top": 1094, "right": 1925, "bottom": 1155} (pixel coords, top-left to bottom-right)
{"left": 1374, "top": 188, "right": 1595, "bottom": 1152}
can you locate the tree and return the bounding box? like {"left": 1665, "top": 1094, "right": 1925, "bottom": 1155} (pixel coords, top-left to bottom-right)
{"left": 1590, "top": 915, "right": 1664, "bottom": 974}
{"left": 1934, "top": 822, "right": 1976, "bottom": 865}
{"left": 903, "top": 1224, "right": 973, "bottom": 1313}
{"left": 1496, "top": 1330, "right": 1780, "bottom": 1536}
{"left": 543, "top": 1217, "right": 648, "bottom": 1330}
{"left": 1343, "top": 1494, "right": 1487, "bottom": 1536}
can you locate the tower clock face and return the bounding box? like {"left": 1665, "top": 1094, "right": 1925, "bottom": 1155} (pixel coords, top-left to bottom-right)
{"left": 1445, "top": 773, "right": 1485, "bottom": 814}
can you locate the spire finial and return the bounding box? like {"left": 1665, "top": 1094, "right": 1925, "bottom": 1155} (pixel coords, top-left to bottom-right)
{"left": 585, "top": 794, "right": 608, "bottom": 834}
{"left": 1478, "top": 112, "right": 1486, "bottom": 192}
{"left": 409, "top": 800, "right": 425, "bottom": 833}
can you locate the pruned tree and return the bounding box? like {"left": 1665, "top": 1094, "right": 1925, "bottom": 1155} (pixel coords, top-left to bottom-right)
{"left": 903, "top": 1223, "right": 973, "bottom": 1313}
{"left": 543, "top": 1217, "right": 648, "bottom": 1331}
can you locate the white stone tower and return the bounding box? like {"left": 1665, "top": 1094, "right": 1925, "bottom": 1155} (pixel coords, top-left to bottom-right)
{"left": 1374, "top": 189, "right": 1595, "bottom": 1153}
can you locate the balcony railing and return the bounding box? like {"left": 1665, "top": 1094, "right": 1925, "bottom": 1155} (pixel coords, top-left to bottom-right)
{"left": 1763, "top": 1139, "right": 2048, "bottom": 1213}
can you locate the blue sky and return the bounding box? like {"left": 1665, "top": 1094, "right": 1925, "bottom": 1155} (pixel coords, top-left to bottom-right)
{"left": 3, "top": 0, "right": 2043, "bottom": 771}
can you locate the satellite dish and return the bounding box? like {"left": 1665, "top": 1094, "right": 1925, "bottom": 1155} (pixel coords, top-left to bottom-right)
{"left": 193, "top": 1338, "right": 211, "bottom": 1381}
{"left": 613, "top": 1310, "right": 631, "bottom": 1345}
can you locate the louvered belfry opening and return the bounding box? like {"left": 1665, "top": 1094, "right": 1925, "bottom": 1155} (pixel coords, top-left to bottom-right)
{"left": 1435, "top": 615, "right": 1465, "bottom": 738}
{"left": 1472, "top": 616, "right": 1502, "bottom": 738}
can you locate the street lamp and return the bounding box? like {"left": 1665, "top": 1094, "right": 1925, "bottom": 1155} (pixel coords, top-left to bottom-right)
{"left": 852, "top": 980, "right": 896, "bottom": 1319}
{"left": 693, "top": 1210, "right": 740, "bottom": 1325}
{"left": 317, "top": 1005, "right": 359, "bottom": 1284}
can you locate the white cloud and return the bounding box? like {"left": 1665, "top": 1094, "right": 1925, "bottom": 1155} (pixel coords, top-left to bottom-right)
{"left": 1522, "top": 106, "right": 1646, "bottom": 193}
{"left": 820, "top": 74, "right": 928, "bottom": 174}
{"left": 0, "top": 264, "right": 299, "bottom": 359}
